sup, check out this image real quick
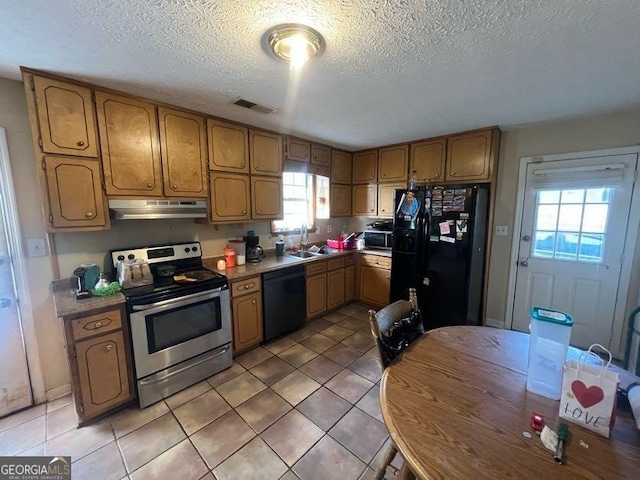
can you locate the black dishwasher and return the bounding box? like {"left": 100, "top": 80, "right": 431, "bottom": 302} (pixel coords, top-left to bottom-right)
{"left": 262, "top": 265, "right": 306, "bottom": 341}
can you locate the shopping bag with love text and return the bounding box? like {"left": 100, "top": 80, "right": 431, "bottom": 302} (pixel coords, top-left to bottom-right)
{"left": 559, "top": 344, "right": 619, "bottom": 438}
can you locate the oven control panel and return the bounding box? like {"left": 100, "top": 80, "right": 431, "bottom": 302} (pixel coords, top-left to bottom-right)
{"left": 111, "top": 242, "right": 202, "bottom": 268}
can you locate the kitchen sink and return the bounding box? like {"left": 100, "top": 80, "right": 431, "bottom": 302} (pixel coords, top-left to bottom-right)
{"left": 287, "top": 251, "right": 322, "bottom": 258}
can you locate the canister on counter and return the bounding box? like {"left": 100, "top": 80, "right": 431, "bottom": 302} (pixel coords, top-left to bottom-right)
{"left": 223, "top": 247, "right": 237, "bottom": 268}
{"left": 228, "top": 239, "right": 245, "bottom": 265}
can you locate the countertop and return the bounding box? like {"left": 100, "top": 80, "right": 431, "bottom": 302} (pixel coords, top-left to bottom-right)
{"left": 202, "top": 248, "right": 392, "bottom": 282}
{"left": 51, "top": 248, "right": 391, "bottom": 317}
{"left": 52, "top": 278, "right": 126, "bottom": 318}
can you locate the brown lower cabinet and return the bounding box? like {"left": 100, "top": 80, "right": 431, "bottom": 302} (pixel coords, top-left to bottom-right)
{"left": 306, "top": 273, "right": 327, "bottom": 318}
{"left": 231, "top": 276, "right": 263, "bottom": 353}
{"left": 63, "top": 306, "right": 134, "bottom": 424}
{"left": 358, "top": 254, "right": 392, "bottom": 308}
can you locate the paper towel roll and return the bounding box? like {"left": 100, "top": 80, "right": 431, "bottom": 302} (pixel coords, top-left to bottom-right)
{"left": 628, "top": 383, "right": 640, "bottom": 430}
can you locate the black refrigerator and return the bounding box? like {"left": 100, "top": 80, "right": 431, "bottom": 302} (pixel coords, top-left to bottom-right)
{"left": 389, "top": 184, "right": 489, "bottom": 329}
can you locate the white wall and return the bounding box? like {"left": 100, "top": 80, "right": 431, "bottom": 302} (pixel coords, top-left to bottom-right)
{"left": 486, "top": 107, "right": 640, "bottom": 343}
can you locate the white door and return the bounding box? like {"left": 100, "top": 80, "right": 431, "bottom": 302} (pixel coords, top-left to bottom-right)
{"left": 512, "top": 154, "right": 638, "bottom": 350}
{"left": 0, "top": 136, "right": 33, "bottom": 416}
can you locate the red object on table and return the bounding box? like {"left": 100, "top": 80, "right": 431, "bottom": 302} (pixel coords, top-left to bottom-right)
{"left": 530, "top": 412, "right": 544, "bottom": 432}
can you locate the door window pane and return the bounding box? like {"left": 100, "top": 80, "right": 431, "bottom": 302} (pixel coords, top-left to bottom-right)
{"left": 530, "top": 187, "right": 611, "bottom": 263}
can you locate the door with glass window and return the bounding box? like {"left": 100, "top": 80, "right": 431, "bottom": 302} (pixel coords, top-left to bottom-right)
{"left": 512, "top": 154, "right": 637, "bottom": 350}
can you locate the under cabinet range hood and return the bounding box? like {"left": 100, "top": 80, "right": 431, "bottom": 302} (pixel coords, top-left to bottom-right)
{"left": 108, "top": 199, "right": 207, "bottom": 220}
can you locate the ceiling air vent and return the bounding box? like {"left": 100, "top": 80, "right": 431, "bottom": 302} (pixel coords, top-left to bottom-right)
{"left": 232, "top": 98, "right": 278, "bottom": 114}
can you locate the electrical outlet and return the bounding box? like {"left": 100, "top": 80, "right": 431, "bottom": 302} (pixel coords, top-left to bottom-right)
{"left": 495, "top": 226, "right": 509, "bottom": 237}
{"left": 327, "top": 225, "right": 332, "bottom": 233}
{"left": 26, "top": 238, "right": 46, "bottom": 257}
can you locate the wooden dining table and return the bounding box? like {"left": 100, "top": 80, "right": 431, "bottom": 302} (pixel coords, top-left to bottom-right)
{"left": 379, "top": 326, "right": 640, "bottom": 479}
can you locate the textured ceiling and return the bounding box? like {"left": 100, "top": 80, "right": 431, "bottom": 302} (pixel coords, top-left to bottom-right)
{"left": 1, "top": 0, "right": 639, "bottom": 150}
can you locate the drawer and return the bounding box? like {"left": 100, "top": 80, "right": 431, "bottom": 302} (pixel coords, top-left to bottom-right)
{"left": 71, "top": 308, "right": 122, "bottom": 341}
{"left": 232, "top": 276, "right": 261, "bottom": 297}
{"left": 305, "top": 261, "right": 327, "bottom": 276}
{"left": 327, "top": 257, "right": 346, "bottom": 271}
{"left": 360, "top": 255, "right": 391, "bottom": 269}
{"left": 345, "top": 255, "right": 355, "bottom": 266}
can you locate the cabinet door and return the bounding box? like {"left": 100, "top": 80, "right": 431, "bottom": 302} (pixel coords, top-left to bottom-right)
{"left": 446, "top": 129, "right": 493, "bottom": 181}
{"left": 352, "top": 150, "right": 378, "bottom": 184}
{"left": 33, "top": 76, "right": 98, "bottom": 157}
{"left": 311, "top": 143, "right": 331, "bottom": 167}
{"left": 251, "top": 176, "right": 282, "bottom": 219}
{"left": 158, "top": 107, "right": 207, "bottom": 197}
{"left": 377, "top": 183, "right": 404, "bottom": 218}
{"left": 285, "top": 137, "right": 310, "bottom": 162}
{"left": 330, "top": 184, "right": 352, "bottom": 217}
{"left": 250, "top": 129, "right": 282, "bottom": 176}
{"left": 410, "top": 139, "right": 445, "bottom": 182}
{"left": 45, "top": 156, "right": 107, "bottom": 228}
{"left": 95, "top": 92, "right": 162, "bottom": 196}
{"left": 331, "top": 150, "right": 352, "bottom": 184}
{"left": 207, "top": 120, "right": 249, "bottom": 173}
{"left": 345, "top": 266, "right": 355, "bottom": 302}
{"left": 232, "top": 292, "right": 263, "bottom": 352}
{"left": 378, "top": 145, "right": 408, "bottom": 182}
{"left": 209, "top": 173, "right": 251, "bottom": 222}
{"left": 327, "top": 269, "right": 345, "bottom": 310}
{"left": 352, "top": 184, "right": 377, "bottom": 216}
{"left": 75, "top": 331, "right": 130, "bottom": 419}
{"left": 306, "top": 274, "right": 327, "bottom": 319}
{"left": 359, "top": 266, "right": 390, "bottom": 307}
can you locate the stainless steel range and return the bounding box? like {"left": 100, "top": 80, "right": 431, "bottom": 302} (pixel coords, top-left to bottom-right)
{"left": 111, "top": 242, "right": 232, "bottom": 408}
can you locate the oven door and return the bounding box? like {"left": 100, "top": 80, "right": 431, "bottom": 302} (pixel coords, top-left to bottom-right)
{"left": 129, "top": 287, "right": 231, "bottom": 378}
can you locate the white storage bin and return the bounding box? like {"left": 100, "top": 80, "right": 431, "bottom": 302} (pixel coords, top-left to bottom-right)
{"left": 526, "top": 307, "right": 574, "bottom": 400}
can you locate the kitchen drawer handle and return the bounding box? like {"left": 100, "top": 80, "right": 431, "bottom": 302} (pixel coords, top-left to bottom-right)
{"left": 95, "top": 322, "right": 102, "bottom": 328}
{"left": 76, "top": 141, "right": 85, "bottom": 146}
{"left": 106, "top": 344, "right": 113, "bottom": 351}
{"left": 86, "top": 212, "right": 93, "bottom": 218}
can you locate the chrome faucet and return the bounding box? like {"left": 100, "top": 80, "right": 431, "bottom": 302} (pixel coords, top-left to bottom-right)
{"left": 300, "top": 224, "right": 309, "bottom": 251}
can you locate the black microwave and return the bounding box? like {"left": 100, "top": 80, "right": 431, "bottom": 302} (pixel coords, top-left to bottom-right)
{"left": 363, "top": 229, "right": 393, "bottom": 250}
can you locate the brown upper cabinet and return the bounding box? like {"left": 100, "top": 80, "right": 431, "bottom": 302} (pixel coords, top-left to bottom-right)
{"left": 330, "top": 184, "right": 352, "bottom": 217}
{"left": 44, "top": 156, "right": 108, "bottom": 229}
{"left": 285, "top": 136, "right": 311, "bottom": 163}
{"left": 410, "top": 138, "right": 446, "bottom": 183}
{"left": 95, "top": 92, "right": 163, "bottom": 196}
{"left": 209, "top": 172, "right": 251, "bottom": 222}
{"left": 249, "top": 129, "right": 282, "bottom": 176}
{"left": 158, "top": 107, "right": 207, "bottom": 198}
{"left": 251, "top": 176, "right": 283, "bottom": 219}
{"left": 352, "top": 150, "right": 378, "bottom": 184}
{"left": 207, "top": 120, "right": 249, "bottom": 173}
{"left": 31, "top": 76, "right": 98, "bottom": 158}
{"left": 446, "top": 129, "right": 496, "bottom": 182}
{"left": 311, "top": 143, "right": 331, "bottom": 167}
{"left": 378, "top": 183, "right": 405, "bottom": 218}
{"left": 378, "top": 145, "right": 409, "bottom": 182}
{"left": 352, "top": 184, "right": 377, "bottom": 216}
{"left": 331, "top": 149, "right": 352, "bottom": 184}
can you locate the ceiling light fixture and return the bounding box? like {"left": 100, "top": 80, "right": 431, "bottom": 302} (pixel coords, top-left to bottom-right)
{"left": 266, "top": 24, "right": 325, "bottom": 69}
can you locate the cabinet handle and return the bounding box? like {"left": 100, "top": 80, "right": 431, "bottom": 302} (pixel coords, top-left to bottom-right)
{"left": 172, "top": 184, "right": 177, "bottom": 190}
{"left": 370, "top": 209, "right": 373, "bottom": 212}
{"left": 382, "top": 209, "right": 385, "bottom": 212}
{"left": 257, "top": 209, "right": 261, "bottom": 214}
{"left": 450, "top": 172, "right": 456, "bottom": 176}
{"left": 252, "top": 299, "right": 256, "bottom": 304}
{"left": 147, "top": 183, "right": 153, "bottom": 188}
{"left": 106, "top": 344, "right": 112, "bottom": 351}
{"left": 321, "top": 278, "right": 325, "bottom": 282}
{"left": 370, "top": 175, "right": 374, "bottom": 179}
{"left": 95, "top": 322, "right": 102, "bottom": 328}
{"left": 76, "top": 141, "right": 85, "bottom": 147}
{"left": 381, "top": 174, "right": 385, "bottom": 178}
{"left": 240, "top": 162, "right": 245, "bottom": 167}
{"left": 435, "top": 173, "right": 440, "bottom": 178}
{"left": 241, "top": 210, "right": 246, "bottom": 214}
{"left": 255, "top": 164, "right": 260, "bottom": 169}
{"left": 385, "top": 275, "right": 390, "bottom": 279}
{"left": 86, "top": 212, "right": 93, "bottom": 218}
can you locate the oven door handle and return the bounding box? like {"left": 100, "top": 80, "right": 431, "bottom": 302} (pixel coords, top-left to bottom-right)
{"left": 131, "top": 287, "right": 225, "bottom": 311}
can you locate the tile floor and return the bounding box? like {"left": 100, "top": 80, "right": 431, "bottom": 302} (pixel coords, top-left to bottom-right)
{"left": 0, "top": 302, "right": 402, "bottom": 480}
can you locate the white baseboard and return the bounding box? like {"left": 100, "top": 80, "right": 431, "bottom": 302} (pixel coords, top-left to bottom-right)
{"left": 485, "top": 317, "right": 506, "bottom": 329}
{"left": 45, "top": 384, "right": 71, "bottom": 402}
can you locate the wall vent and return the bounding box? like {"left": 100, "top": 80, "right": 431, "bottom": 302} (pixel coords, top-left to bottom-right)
{"left": 232, "top": 98, "right": 278, "bottom": 114}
